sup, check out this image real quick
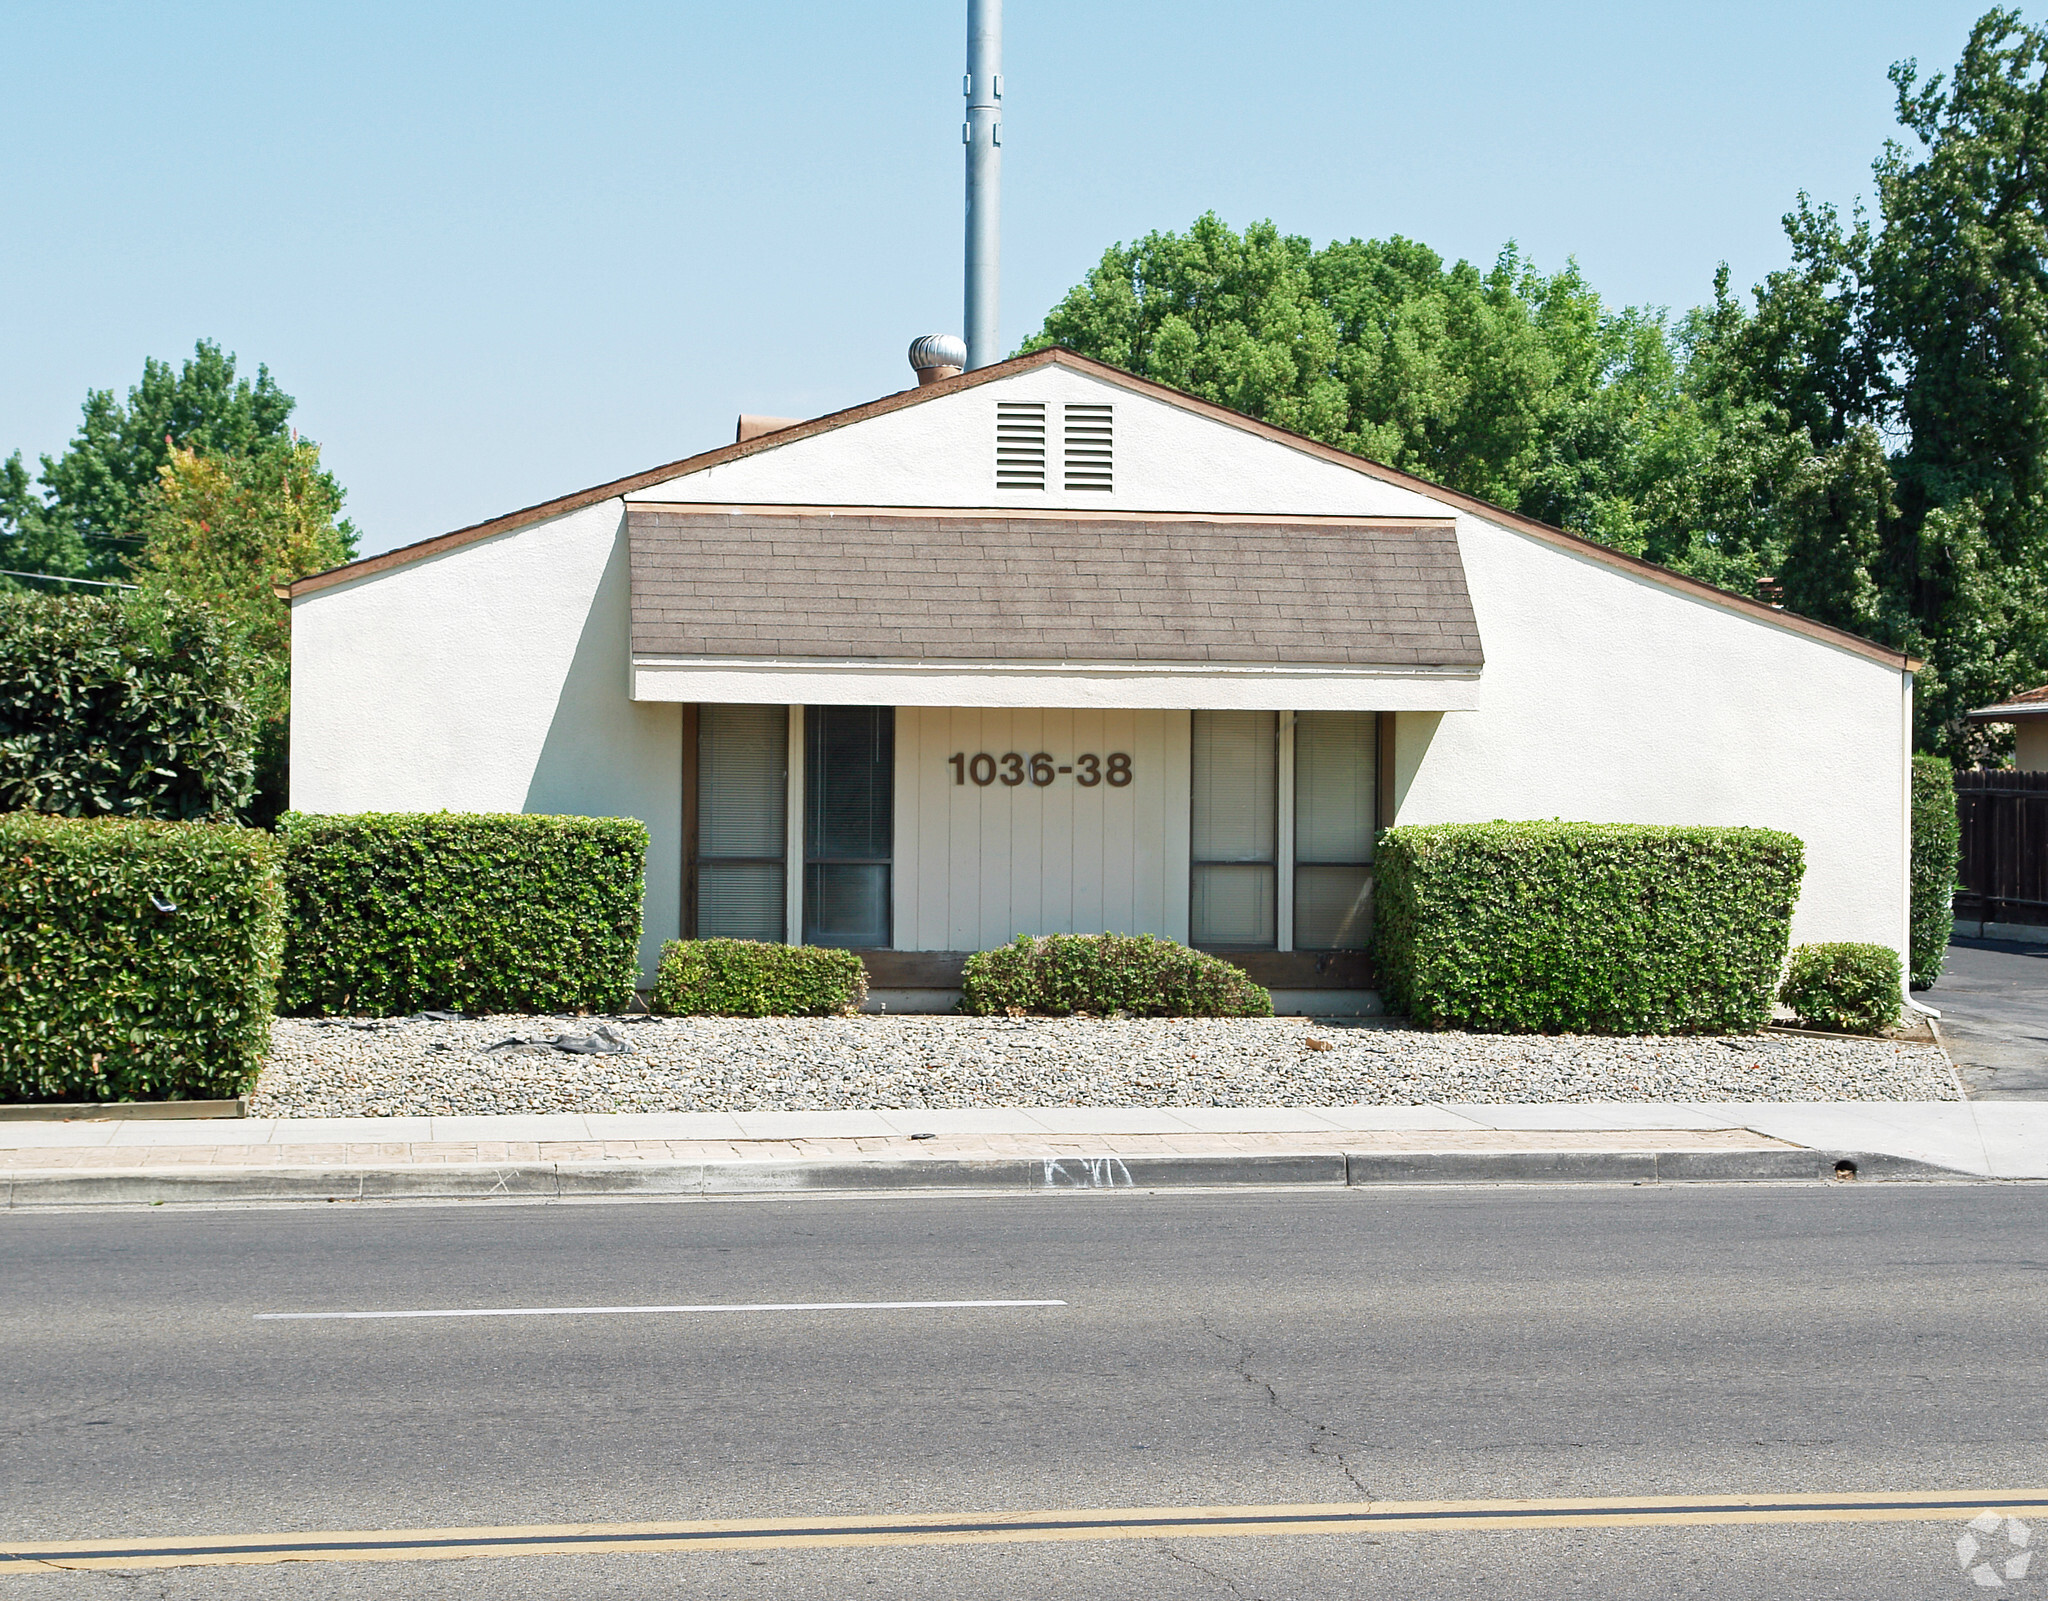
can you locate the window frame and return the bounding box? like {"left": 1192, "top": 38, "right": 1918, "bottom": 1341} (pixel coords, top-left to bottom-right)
{"left": 1189, "top": 708, "right": 1281, "bottom": 951}
{"left": 802, "top": 704, "right": 895, "bottom": 949}
{"left": 1189, "top": 709, "right": 1380, "bottom": 955}
{"left": 1290, "top": 710, "right": 1379, "bottom": 952}
{"left": 686, "top": 702, "right": 790, "bottom": 943}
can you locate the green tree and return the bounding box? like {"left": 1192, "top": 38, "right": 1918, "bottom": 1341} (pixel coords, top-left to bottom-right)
{"left": 132, "top": 442, "right": 353, "bottom": 824}
{"left": 1023, "top": 215, "right": 1638, "bottom": 513}
{"left": 1027, "top": 2, "right": 2048, "bottom": 760}
{"left": 1, "top": 340, "right": 356, "bottom": 587}
{"left": 1658, "top": 11, "right": 2048, "bottom": 755}
{"left": 0, "top": 454, "right": 89, "bottom": 588}
{"left": 1874, "top": 8, "right": 2048, "bottom": 752}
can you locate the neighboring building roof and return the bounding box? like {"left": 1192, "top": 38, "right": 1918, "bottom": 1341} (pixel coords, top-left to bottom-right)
{"left": 627, "top": 506, "right": 1481, "bottom": 669}
{"left": 1967, "top": 682, "right": 2048, "bottom": 720}
{"left": 288, "top": 347, "right": 1920, "bottom": 672}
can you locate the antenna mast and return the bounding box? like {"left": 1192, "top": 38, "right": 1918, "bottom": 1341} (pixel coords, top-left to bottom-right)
{"left": 964, "top": 0, "right": 1002, "bottom": 369}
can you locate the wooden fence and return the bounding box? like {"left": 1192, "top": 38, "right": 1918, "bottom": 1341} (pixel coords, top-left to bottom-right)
{"left": 1954, "top": 769, "right": 2048, "bottom": 926}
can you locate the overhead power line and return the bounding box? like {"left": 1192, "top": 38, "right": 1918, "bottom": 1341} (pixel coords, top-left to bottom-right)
{"left": 0, "top": 569, "right": 139, "bottom": 590}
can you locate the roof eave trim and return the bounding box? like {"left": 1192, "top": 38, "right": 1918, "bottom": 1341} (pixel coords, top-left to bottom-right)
{"left": 630, "top": 653, "right": 1484, "bottom": 676}
{"left": 629, "top": 655, "right": 1485, "bottom": 712}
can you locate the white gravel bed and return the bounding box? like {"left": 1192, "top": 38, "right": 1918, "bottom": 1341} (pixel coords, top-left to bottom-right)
{"left": 248, "top": 1013, "right": 1960, "bottom": 1117}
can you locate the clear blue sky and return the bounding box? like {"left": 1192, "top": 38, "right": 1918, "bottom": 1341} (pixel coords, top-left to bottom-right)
{"left": 0, "top": 1, "right": 2002, "bottom": 556}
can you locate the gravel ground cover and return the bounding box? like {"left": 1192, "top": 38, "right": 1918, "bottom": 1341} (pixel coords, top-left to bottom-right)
{"left": 249, "top": 1013, "right": 1960, "bottom": 1117}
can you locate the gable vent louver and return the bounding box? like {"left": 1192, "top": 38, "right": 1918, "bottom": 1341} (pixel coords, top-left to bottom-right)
{"left": 1064, "top": 402, "right": 1113, "bottom": 491}
{"left": 996, "top": 401, "right": 1047, "bottom": 489}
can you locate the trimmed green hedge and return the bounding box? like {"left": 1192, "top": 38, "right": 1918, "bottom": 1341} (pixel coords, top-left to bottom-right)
{"left": 1779, "top": 942, "right": 1903, "bottom": 1035}
{"left": 960, "top": 933, "right": 1274, "bottom": 1017}
{"left": 279, "top": 813, "right": 647, "bottom": 1016}
{"left": 652, "top": 939, "right": 868, "bottom": 1016}
{"left": 0, "top": 592, "right": 257, "bottom": 821}
{"left": 1910, "top": 755, "right": 1959, "bottom": 990}
{"left": 0, "top": 812, "right": 284, "bottom": 1102}
{"left": 1374, "top": 821, "right": 1805, "bottom": 1034}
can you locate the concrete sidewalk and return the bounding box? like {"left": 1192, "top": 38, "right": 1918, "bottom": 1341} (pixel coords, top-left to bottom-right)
{"left": 2, "top": 1102, "right": 2044, "bottom": 1205}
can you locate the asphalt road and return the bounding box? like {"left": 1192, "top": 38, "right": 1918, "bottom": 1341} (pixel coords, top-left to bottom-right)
{"left": 3, "top": 1185, "right": 2046, "bottom": 1599}
{"left": 1932, "top": 936, "right": 2048, "bottom": 1098}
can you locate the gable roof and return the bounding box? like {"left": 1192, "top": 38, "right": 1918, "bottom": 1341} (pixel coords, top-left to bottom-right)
{"left": 1969, "top": 682, "right": 2048, "bottom": 720}
{"left": 629, "top": 506, "right": 1481, "bottom": 669}
{"left": 288, "top": 348, "right": 1920, "bottom": 672}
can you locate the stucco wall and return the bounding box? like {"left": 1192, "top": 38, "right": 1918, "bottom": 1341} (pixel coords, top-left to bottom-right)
{"left": 893, "top": 708, "right": 1189, "bottom": 950}
{"left": 1387, "top": 513, "right": 1909, "bottom": 953}
{"left": 2017, "top": 721, "right": 2048, "bottom": 771}
{"left": 290, "top": 498, "right": 683, "bottom": 979}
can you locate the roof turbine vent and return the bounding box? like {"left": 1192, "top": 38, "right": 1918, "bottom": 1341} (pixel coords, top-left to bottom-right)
{"left": 908, "top": 333, "right": 968, "bottom": 386}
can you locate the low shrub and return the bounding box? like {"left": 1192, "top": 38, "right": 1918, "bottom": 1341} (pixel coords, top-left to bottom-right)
{"left": 0, "top": 812, "right": 284, "bottom": 1102}
{"left": 1910, "top": 755, "right": 1959, "bottom": 990}
{"left": 1778, "top": 943, "right": 1903, "bottom": 1035}
{"left": 1374, "top": 821, "right": 1805, "bottom": 1034}
{"left": 0, "top": 592, "right": 257, "bottom": 821}
{"left": 652, "top": 939, "right": 868, "bottom": 1016}
{"left": 959, "top": 933, "right": 1274, "bottom": 1018}
{"left": 279, "top": 812, "right": 647, "bottom": 1015}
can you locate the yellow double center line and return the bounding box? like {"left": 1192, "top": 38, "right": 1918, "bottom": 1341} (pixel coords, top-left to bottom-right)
{"left": 7, "top": 1490, "right": 2047, "bottom": 1570}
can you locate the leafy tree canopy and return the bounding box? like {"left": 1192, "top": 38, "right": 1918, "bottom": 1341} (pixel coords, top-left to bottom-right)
{"left": 1023, "top": 8, "right": 2048, "bottom": 757}
{"left": 1023, "top": 217, "right": 1619, "bottom": 510}
{"left": 1, "top": 340, "right": 356, "bottom": 588}
{"left": 132, "top": 442, "right": 354, "bottom": 823}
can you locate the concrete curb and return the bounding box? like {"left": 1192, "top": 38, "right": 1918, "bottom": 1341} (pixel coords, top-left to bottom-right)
{"left": 1345, "top": 1149, "right": 1967, "bottom": 1185}
{"left": 0, "top": 1147, "right": 1983, "bottom": 1207}
{"left": 0, "top": 1097, "right": 246, "bottom": 1122}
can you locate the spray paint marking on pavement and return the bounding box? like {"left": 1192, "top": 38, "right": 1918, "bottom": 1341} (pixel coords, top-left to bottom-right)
{"left": 254, "top": 1298, "right": 1068, "bottom": 1321}
{"left": 7, "top": 1491, "right": 2047, "bottom": 1570}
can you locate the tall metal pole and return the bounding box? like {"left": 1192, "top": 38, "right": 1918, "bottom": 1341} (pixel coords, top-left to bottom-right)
{"left": 964, "top": 0, "right": 1002, "bottom": 369}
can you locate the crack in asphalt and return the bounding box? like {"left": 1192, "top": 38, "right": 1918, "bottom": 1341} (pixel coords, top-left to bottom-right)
{"left": 1156, "top": 1536, "right": 1254, "bottom": 1599}
{"left": 1200, "top": 1315, "right": 1374, "bottom": 1500}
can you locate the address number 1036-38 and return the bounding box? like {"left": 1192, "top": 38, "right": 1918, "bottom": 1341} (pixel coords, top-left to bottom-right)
{"left": 948, "top": 751, "right": 1133, "bottom": 788}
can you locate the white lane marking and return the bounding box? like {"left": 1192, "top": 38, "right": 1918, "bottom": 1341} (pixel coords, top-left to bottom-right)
{"left": 256, "top": 1299, "right": 1067, "bottom": 1322}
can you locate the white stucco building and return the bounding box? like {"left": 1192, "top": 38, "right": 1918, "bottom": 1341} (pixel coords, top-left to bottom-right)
{"left": 289, "top": 349, "right": 1920, "bottom": 1011}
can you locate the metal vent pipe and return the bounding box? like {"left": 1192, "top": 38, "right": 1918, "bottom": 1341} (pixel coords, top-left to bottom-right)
{"left": 963, "top": 0, "right": 1001, "bottom": 369}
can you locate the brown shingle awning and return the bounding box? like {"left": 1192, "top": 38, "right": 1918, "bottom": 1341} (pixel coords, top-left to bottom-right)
{"left": 627, "top": 507, "right": 1482, "bottom": 670}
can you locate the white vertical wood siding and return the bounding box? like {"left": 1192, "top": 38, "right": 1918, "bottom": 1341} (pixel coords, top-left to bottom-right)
{"left": 893, "top": 708, "right": 1191, "bottom": 950}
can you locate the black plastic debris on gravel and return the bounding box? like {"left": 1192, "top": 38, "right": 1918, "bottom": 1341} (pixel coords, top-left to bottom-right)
{"left": 483, "top": 1024, "right": 636, "bottom": 1057}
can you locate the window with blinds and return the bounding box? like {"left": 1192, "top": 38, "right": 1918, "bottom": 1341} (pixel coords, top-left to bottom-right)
{"left": 996, "top": 401, "right": 1046, "bottom": 489}
{"left": 1294, "top": 711, "right": 1377, "bottom": 950}
{"left": 1063, "top": 402, "right": 1113, "bottom": 490}
{"left": 696, "top": 704, "right": 787, "bottom": 941}
{"left": 804, "top": 705, "right": 894, "bottom": 948}
{"left": 1190, "top": 709, "right": 1277, "bottom": 948}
